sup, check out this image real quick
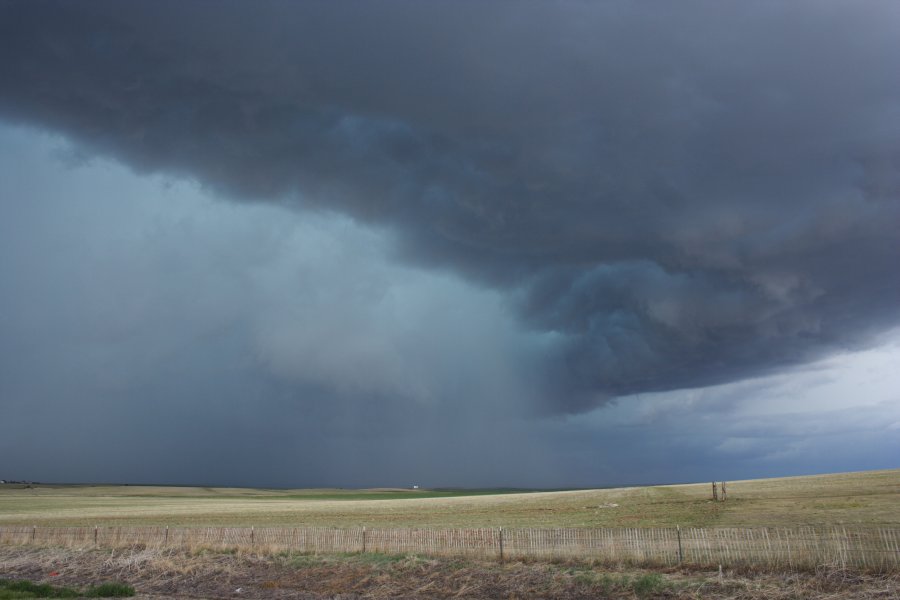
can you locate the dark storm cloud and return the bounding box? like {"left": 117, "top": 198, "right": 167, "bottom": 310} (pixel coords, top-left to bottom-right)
{"left": 1, "top": 1, "right": 899, "bottom": 412}
{"left": 0, "top": 128, "right": 558, "bottom": 486}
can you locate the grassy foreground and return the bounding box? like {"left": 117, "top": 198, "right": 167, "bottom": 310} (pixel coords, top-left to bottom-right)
{"left": 0, "top": 578, "right": 134, "bottom": 599}
{"left": 1, "top": 545, "right": 897, "bottom": 599}
{"left": 0, "top": 469, "right": 897, "bottom": 529}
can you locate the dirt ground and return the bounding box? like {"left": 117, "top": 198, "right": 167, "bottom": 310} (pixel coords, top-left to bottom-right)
{"left": 1, "top": 545, "right": 898, "bottom": 599}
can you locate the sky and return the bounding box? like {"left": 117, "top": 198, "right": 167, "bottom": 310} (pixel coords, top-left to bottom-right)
{"left": 0, "top": 1, "right": 898, "bottom": 488}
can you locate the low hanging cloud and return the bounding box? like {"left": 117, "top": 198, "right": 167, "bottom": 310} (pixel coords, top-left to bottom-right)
{"left": 0, "top": 126, "right": 560, "bottom": 486}
{"left": 1, "top": 1, "right": 899, "bottom": 413}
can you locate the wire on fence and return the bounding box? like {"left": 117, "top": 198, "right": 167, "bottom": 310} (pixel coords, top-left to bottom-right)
{"left": 1, "top": 525, "right": 897, "bottom": 572}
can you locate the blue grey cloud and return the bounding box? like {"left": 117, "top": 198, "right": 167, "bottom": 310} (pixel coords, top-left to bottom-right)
{"left": 2, "top": 2, "right": 898, "bottom": 414}
{"left": 0, "top": 1, "right": 898, "bottom": 487}
{"left": 0, "top": 122, "right": 897, "bottom": 486}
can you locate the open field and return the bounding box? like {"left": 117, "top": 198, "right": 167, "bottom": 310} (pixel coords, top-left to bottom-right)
{"left": 2, "top": 545, "right": 899, "bottom": 599}
{"left": 1, "top": 470, "right": 898, "bottom": 529}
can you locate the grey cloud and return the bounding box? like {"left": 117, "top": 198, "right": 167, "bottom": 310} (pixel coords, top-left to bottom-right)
{"left": 0, "top": 128, "right": 559, "bottom": 486}
{"left": 1, "top": 1, "right": 899, "bottom": 413}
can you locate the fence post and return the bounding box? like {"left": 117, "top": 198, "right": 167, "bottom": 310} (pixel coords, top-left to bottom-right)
{"left": 250, "top": 526, "right": 254, "bottom": 546}
{"left": 712, "top": 482, "right": 718, "bottom": 501}
{"left": 721, "top": 482, "right": 727, "bottom": 502}
{"left": 499, "top": 527, "right": 504, "bottom": 562}
{"left": 32, "top": 526, "right": 36, "bottom": 542}
{"left": 677, "top": 526, "right": 683, "bottom": 564}
{"left": 164, "top": 526, "right": 168, "bottom": 546}
{"left": 94, "top": 526, "right": 98, "bottom": 545}
{"left": 362, "top": 527, "right": 366, "bottom": 553}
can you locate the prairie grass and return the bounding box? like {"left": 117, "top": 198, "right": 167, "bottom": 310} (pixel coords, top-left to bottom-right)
{"left": 1, "top": 469, "right": 897, "bottom": 529}
{"left": 1, "top": 545, "right": 898, "bottom": 599}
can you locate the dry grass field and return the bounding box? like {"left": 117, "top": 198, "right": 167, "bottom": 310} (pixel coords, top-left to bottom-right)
{"left": 1, "top": 469, "right": 897, "bottom": 529}
{"left": 2, "top": 471, "right": 899, "bottom": 597}
{"left": 2, "top": 545, "right": 899, "bottom": 599}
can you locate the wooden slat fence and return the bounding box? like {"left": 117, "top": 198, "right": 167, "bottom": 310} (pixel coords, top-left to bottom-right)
{"left": 1, "top": 525, "right": 897, "bottom": 572}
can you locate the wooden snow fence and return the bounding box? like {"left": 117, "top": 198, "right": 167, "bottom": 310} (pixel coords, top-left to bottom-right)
{"left": 1, "top": 525, "right": 898, "bottom": 572}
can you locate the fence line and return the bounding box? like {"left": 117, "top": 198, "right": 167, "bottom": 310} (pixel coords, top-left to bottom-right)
{"left": 1, "top": 525, "right": 897, "bottom": 572}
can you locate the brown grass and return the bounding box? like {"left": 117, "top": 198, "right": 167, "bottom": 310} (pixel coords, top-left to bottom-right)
{"left": 1, "top": 545, "right": 898, "bottom": 599}
{"left": 1, "top": 469, "right": 897, "bottom": 530}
